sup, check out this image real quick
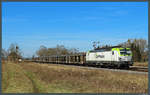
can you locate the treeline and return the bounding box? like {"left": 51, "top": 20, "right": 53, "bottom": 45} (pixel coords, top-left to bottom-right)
{"left": 2, "top": 44, "right": 80, "bottom": 61}
{"left": 35, "top": 45, "right": 79, "bottom": 57}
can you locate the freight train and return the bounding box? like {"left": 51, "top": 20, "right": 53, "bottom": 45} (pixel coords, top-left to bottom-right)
{"left": 33, "top": 46, "right": 133, "bottom": 68}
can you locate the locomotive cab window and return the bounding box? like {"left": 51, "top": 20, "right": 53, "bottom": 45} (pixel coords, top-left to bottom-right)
{"left": 120, "top": 48, "right": 131, "bottom": 56}
{"left": 112, "top": 51, "right": 114, "bottom": 55}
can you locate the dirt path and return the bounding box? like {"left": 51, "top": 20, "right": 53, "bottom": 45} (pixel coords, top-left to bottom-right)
{"left": 2, "top": 63, "right": 33, "bottom": 93}
{"left": 19, "top": 63, "right": 46, "bottom": 93}
{"left": 22, "top": 69, "right": 41, "bottom": 93}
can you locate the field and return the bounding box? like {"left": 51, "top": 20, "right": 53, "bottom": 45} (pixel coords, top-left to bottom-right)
{"left": 2, "top": 61, "right": 148, "bottom": 93}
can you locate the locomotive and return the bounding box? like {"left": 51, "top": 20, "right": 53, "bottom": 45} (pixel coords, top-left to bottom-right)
{"left": 86, "top": 46, "right": 133, "bottom": 68}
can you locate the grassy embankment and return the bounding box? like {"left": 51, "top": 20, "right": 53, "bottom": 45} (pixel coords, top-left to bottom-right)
{"left": 2, "top": 61, "right": 148, "bottom": 93}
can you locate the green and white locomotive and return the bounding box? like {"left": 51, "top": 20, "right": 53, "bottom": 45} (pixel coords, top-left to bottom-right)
{"left": 86, "top": 46, "right": 133, "bottom": 68}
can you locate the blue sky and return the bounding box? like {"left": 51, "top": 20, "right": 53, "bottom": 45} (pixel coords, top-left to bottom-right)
{"left": 2, "top": 2, "right": 148, "bottom": 57}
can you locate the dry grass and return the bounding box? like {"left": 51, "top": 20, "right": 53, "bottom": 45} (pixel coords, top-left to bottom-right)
{"left": 2, "top": 62, "right": 148, "bottom": 93}
{"left": 133, "top": 62, "right": 148, "bottom": 67}
{"left": 2, "top": 62, "right": 33, "bottom": 93}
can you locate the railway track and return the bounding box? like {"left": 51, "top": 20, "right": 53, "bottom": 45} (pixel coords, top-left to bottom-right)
{"left": 72, "top": 64, "right": 148, "bottom": 74}
{"left": 129, "top": 66, "right": 148, "bottom": 72}
{"left": 27, "top": 61, "right": 148, "bottom": 75}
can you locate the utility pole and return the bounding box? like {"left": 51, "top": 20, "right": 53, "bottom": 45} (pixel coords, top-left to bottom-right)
{"left": 16, "top": 46, "right": 18, "bottom": 64}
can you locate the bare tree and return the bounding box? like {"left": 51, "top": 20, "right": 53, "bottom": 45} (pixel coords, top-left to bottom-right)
{"left": 36, "top": 45, "right": 79, "bottom": 57}
{"left": 7, "top": 43, "right": 22, "bottom": 62}
{"left": 118, "top": 38, "right": 148, "bottom": 62}
{"left": 55, "top": 45, "right": 68, "bottom": 55}
{"left": 2, "top": 49, "right": 8, "bottom": 60}
{"left": 68, "top": 48, "right": 79, "bottom": 54}
{"left": 36, "top": 45, "right": 47, "bottom": 57}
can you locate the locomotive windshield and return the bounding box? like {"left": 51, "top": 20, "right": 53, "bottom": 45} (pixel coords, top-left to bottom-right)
{"left": 119, "top": 48, "right": 132, "bottom": 56}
